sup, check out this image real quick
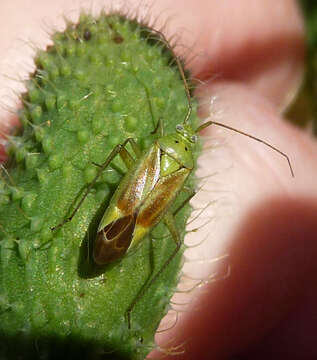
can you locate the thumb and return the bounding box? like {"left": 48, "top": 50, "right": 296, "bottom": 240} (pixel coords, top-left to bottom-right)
{"left": 154, "top": 81, "right": 317, "bottom": 359}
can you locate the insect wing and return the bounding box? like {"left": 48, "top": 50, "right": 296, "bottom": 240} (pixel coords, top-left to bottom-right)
{"left": 131, "top": 167, "right": 190, "bottom": 245}
{"left": 94, "top": 213, "right": 137, "bottom": 264}
{"left": 94, "top": 144, "right": 161, "bottom": 264}
{"left": 116, "top": 144, "right": 161, "bottom": 214}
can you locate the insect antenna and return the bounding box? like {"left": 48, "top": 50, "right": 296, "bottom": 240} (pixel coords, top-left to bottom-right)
{"left": 196, "top": 120, "right": 294, "bottom": 177}
{"left": 147, "top": 28, "right": 192, "bottom": 124}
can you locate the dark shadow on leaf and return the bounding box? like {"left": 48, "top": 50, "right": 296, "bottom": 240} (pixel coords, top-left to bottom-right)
{"left": 0, "top": 332, "right": 134, "bottom": 360}
{"left": 77, "top": 183, "right": 122, "bottom": 279}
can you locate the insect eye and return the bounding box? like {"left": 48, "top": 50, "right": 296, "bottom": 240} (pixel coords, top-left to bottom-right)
{"left": 175, "top": 140, "right": 179, "bottom": 144}
{"left": 185, "top": 147, "right": 188, "bottom": 151}
{"left": 191, "top": 135, "right": 198, "bottom": 143}
{"left": 176, "top": 124, "right": 183, "bottom": 132}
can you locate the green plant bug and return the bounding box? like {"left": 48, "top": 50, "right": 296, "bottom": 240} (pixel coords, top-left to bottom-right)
{"left": 51, "top": 28, "right": 294, "bottom": 330}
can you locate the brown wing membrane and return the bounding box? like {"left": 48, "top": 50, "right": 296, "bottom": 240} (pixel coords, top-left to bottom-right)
{"left": 93, "top": 213, "right": 137, "bottom": 265}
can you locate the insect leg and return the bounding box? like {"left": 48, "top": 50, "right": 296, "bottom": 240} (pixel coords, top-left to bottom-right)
{"left": 94, "top": 147, "right": 134, "bottom": 169}
{"left": 92, "top": 138, "right": 141, "bottom": 170}
{"left": 51, "top": 138, "right": 136, "bottom": 231}
{"left": 126, "top": 138, "right": 142, "bottom": 159}
{"left": 126, "top": 211, "right": 182, "bottom": 329}
{"left": 151, "top": 118, "right": 164, "bottom": 136}
{"left": 150, "top": 190, "right": 194, "bottom": 241}
{"left": 172, "top": 191, "right": 196, "bottom": 217}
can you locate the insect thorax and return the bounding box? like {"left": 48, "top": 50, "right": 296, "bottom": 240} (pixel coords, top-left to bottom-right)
{"left": 158, "top": 133, "right": 194, "bottom": 174}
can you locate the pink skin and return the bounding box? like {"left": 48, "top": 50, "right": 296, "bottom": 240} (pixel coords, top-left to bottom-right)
{"left": 1, "top": 0, "right": 316, "bottom": 358}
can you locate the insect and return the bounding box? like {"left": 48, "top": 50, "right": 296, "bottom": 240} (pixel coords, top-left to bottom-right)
{"left": 52, "top": 29, "right": 294, "bottom": 329}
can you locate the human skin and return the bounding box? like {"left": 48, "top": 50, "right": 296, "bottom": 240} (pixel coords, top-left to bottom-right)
{"left": 0, "top": 0, "right": 317, "bottom": 359}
